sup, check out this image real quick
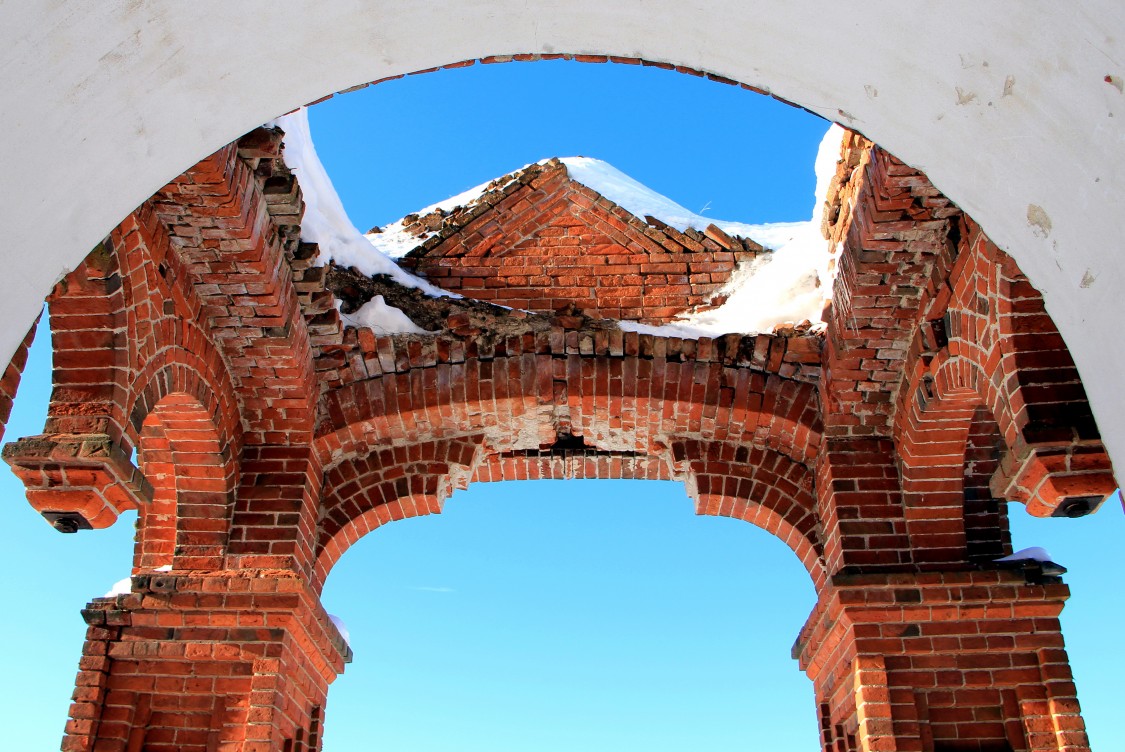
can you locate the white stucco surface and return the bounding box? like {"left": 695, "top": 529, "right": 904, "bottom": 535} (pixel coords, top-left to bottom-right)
{"left": 2, "top": 1, "right": 1123, "bottom": 471}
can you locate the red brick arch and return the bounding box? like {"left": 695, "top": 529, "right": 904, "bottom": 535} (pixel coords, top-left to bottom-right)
{"left": 673, "top": 439, "right": 826, "bottom": 588}
{"left": 313, "top": 438, "right": 482, "bottom": 587}
{"left": 135, "top": 392, "right": 238, "bottom": 571}
{"left": 44, "top": 199, "right": 243, "bottom": 459}
{"left": 127, "top": 352, "right": 242, "bottom": 462}
{"left": 311, "top": 328, "right": 825, "bottom": 590}
{"left": 313, "top": 435, "right": 825, "bottom": 591}
{"left": 896, "top": 219, "right": 1116, "bottom": 523}
{"left": 896, "top": 353, "right": 999, "bottom": 567}
{"left": 472, "top": 439, "right": 824, "bottom": 580}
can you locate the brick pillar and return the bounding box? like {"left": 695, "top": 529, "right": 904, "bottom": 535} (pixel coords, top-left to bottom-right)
{"left": 63, "top": 572, "right": 350, "bottom": 752}
{"left": 796, "top": 570, "right": 1088, "bottom": 752}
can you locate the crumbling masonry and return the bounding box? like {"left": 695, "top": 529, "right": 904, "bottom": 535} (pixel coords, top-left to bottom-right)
{"left": 0, "top": 123, "right": 1116, "bottom": 751}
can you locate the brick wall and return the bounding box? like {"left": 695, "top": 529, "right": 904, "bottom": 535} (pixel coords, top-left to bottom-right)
{"left": 66, "top": 572, "right": 348, "bottom": 752}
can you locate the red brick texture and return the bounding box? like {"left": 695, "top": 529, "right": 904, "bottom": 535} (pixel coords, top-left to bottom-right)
{"left": 394, "top": 160, "right": 764, "bottom": 323}
{"left": 892, "top": 216, "right": 1115, "bottom": 573}
{"left": 314, "top": 438, "right": 479, "bottom": 584}
{"left": 135, "top": 393, "right": 238, "bottom": 572}
{"left": 310, "top": 327, "right": 826, "bottom": 589}
{"left": 0, "top": 124, "right": 1113, "bottom": 750}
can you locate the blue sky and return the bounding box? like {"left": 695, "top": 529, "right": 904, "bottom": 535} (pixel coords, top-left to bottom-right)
{"left": 1, "top": 60, "right": 1122, "bottom": 750}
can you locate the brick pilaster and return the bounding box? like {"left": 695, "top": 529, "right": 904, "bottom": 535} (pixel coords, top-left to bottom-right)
{"left": 796, "top": 570, "right": 1088, "bottom": 752}
{"left": 62, "top": 572, "right": 349, "bottom": 752}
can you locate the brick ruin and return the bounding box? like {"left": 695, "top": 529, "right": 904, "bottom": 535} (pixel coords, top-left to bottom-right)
{"left": 0, "top": 122, "right": 1116, "bottom": 751}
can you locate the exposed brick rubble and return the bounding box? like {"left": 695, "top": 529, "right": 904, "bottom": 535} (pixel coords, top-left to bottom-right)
{"left": 0, "top": 122, "right": 1114, "bottom": 752}
{"left": 393, "top": 159, "right": 766, "bottom": 322}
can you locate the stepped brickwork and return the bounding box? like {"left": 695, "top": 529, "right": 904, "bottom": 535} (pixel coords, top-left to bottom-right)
{"left": 392, "top": 159, "right": 765, "bottom": 323}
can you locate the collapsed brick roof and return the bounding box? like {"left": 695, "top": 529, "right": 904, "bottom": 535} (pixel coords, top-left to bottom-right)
{"left": 372, "top": 158, "right": 769, "bottom": 324}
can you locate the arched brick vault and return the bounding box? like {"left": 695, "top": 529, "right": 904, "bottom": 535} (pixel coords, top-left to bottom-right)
{"left": 42, "top": 202, "right": 243, "bottom": 464}
{"left": 0, "top": 110, "right": 1117, "bottom": 751}
{"left": 807, "top": 132, "right": 1118, "bottom": 579}
{"left": 893, "top": 214, "right": 1115, "bottom": 560}
{"left": 313, "top": 438, "right": 481, "bottom": 588}
{"left": 886, "top": 204, "right": 1115, "bottom": 568}
{"left": 674, "top": 440, "right": 825, "bottom": 586}
{"left": 112, "top": 204, "right": 243, "bottom": 457}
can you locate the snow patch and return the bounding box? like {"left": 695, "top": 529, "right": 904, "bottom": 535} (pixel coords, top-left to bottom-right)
{"left": 627, "top": 124, "right": 846, "bottom": 336}
{"left": 994, "top": 546, "right": 1067, "bottom": 575}
{"left": 995, "top": 546, "right": 1055, "bottom": 563}
{"left": 103, "top": 564, "right": 172, "bottom": 597}
{"left": 269, "top": 108, "right": 447, "bottom": 334}
{"left": 328, "top": 613, "right": 351, "bottom": 646}
{"left": 337, "top": 296, "right": 433, "bottom": 336}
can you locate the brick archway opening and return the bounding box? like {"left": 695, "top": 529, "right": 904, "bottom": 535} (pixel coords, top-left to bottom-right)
{"left": 898, "top": 382, "right": 1014, "bottom": 570}
{"left": 312, "top": 433, "right": 827, "bottom": 596}
{"left": 317, "top": 477, "right": 821, "bottom": 751}
{"left": 135, "top": 392, "right": 237, "bottom": 572}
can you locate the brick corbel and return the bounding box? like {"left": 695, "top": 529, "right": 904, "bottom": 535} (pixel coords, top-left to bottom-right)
{"left": 990, "top": 439, "right": 1117, "bottom": 519}
{"left": 2, "top": 433, "right": 152, "bottom": 530}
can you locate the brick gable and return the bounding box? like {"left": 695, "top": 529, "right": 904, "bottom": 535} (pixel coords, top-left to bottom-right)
{"left": 392, "top": 159, "right": 765, "bottom": 323}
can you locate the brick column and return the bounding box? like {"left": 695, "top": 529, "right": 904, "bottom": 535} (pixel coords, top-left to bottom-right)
{"left": 63, "top": 572, "right": 350, "bottom": 752}
{"left": 796, "top": 570, "right": 1088, "bottom": 752}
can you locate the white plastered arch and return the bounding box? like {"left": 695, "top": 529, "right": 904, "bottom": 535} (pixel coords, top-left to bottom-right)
{"left": 3, "top": 1, "right": 1124, "bottom": 470}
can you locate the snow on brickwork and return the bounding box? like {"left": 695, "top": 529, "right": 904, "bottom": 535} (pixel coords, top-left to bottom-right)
{"left": 274, "top": 106, "right": 845, "bottom": 335}
{"left": 375, "top": 127, "right": 847, "bottom": 334}
{"left": 271, "top": 109, "right": 451, "bottom": 298}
